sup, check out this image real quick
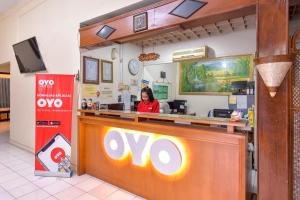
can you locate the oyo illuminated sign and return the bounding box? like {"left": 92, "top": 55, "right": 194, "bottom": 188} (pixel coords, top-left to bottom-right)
{"left": 103, "top": 129, "right": 186, "bottom": 176}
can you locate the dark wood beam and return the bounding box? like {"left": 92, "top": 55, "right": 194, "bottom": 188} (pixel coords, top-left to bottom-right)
{"left": 256, "top": 0, "right": 291, "bottom": 200}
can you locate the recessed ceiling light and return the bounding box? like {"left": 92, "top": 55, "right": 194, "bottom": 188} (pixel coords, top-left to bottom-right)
{"left": 169, "top": 0, "right": 207, "bottom": 19}
{"left": 96, "top": 25, "right": 116, "bottom": 39}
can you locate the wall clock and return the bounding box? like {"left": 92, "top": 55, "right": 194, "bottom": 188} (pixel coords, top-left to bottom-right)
{"left": 128, "top": 59, "right": 140, "bottom": 76}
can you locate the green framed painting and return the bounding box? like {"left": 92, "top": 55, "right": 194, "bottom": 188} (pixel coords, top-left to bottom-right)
{"left": 179, "top": 54, "right": 254, "bottom": 95}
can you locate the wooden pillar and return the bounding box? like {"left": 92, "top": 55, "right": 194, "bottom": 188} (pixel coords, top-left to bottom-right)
{"left": 257, "top": 0, "right": 291, "bottom": 200}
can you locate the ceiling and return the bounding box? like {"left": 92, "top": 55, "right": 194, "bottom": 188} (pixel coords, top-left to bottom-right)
{"left": 131, "top": 14, "right": 256, "bottom": 48}
{"left": 0, "top": 0, "right": 24, "bottom": 15}
{"left": 80, "top": 0, "right": 162, "bottom": 28}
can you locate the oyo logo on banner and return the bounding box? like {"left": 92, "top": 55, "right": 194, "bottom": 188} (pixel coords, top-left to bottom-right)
{"left": 104, "top": 128, "right": 186, "bottom": 176}
{"left": 37, "top": 98, "right": 63, "bottom": 108}
{"left": 38, "top": 80, "right": 54, "bottom": 88}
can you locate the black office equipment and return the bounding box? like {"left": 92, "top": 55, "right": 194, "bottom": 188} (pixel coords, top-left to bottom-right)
{"left": 168, "top": 100, "right": 187, "bottom": 114}
{"left": 167, "top": 101, "right": 175, "bottom": 110}
{"left": 160, "top": 71, "right": 166, "bottom": 79}
{"left": 133, "top": 101, "right": 140, "bottom": 111}
{"left": 13, "top": 37, "right": 46, "bottom": 73}
{"left": 213, "top": 109, "right": 233, "bottom": 118}
{"left": 131, "top": 95, "right": 137, "bottom": 103}
{"left": 231, "top": 81, "right": 248, "bottom": 95}
{"left": 107, "top": 103, "right": 124, "bottom": 111}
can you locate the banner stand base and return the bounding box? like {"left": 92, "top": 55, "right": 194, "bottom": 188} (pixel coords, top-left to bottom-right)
{"left": 34, "top": 170, "right": 72, "bottom": 178}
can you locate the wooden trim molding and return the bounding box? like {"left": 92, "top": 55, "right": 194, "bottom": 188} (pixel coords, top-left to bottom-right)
{"left": 254, "top": 55, "right": 293, "bottom": 65}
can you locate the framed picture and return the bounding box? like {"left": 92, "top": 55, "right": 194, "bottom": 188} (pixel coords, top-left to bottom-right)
{"left": 179, "top": 54, "right": 254, "bottom": 95}
{"left": 83, "top": 56, "right": 99, "bottom": 84}
{"left": 101, "top": 60, "right": 113, "bottom": 83}
{"left": 133, "top": 12, "right": 148, "bottom": 32}
{"left": 153, "top": 83, "right": 171, "bottom": 100}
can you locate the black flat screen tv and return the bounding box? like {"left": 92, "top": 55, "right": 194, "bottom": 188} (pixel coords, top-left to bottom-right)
{"left": 13, "top": 37, "right": 46, "bottom": 73}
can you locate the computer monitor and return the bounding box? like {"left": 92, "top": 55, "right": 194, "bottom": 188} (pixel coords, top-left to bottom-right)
{"left": 107, "top": 103, "right": 124, "bottom": 111}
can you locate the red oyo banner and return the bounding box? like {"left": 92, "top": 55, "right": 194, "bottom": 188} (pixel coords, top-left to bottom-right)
{"left": 35, "top": 74, "right": 74, "bottom": 177}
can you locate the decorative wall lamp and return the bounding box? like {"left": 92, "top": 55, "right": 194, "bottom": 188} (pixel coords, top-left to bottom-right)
{"left": 254, "top": 55, "right": 292, "bottom": 97}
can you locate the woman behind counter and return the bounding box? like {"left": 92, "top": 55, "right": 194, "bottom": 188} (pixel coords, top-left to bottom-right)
{"left": 137, "top": 87, "right": 160, "bottom": 113}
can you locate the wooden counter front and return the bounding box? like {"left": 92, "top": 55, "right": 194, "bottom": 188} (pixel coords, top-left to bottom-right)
{"left": 77, "top": 113, "right": 246, "bottom": 200}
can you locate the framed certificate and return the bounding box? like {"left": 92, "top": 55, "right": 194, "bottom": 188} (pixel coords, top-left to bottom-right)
{"left": 133, "top": 12, "right": 148, "bottom": 32}
{"left": 83, "top": 56, "right": 99, "bottom": 84}
{"left": 101, "top": 60, "right": 113, "bottom": 83}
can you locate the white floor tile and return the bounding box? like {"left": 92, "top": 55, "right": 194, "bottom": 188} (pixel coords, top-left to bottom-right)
{"left": 8, "top": 182, "right": 39, "bottom": 198}
{"left": 75, "top": 193, "right": 99, "bottom": 200}
{"left": 75, "top": 177, "right": 104, "bottom": 192}
{"left": 43, "top": 180, "right": 71, "bottom": 195}
{"left": 32, "top": 177, "right": 58, "bottom": 188}
{"left": 13, "top": 162, "right": 33, "bottom": 171}
{"left": 105, "top": 190, "right": 136, "bottom": 200}
{"left": 0, "top": 190, "right": 14, "bottom": 200}
{"left": 44, "top": 197, "right": 58, "bottom": 200}
{"left": 88, "top": 183, "right": 119, "bottom": 200}
{"left": 54, "top": 186, "right": 85, "bottom": 200}
{"left": 0, "top": 172, "right": 20, "bottom": 184}
{"left": 0, "top": 163, "right": 6, "bottom": 170}
{"left": 17, "top": 189, "right": 50, "bottom": 200}
{"left": 63, "top": 174, "right": 91, "bottom": 185}
{"left": 24, "top": 173, "right": 42, "bottom": 182}
{"left": 16, "top": 167, "right": 34, "bottom": 176}
{"left": 3, "top": 159, "right": 25, "bottom": 166}
{"left": 1, "top": 176, "right": 29, "bottom": 190}
{"left": 0, "top": 168, "right": 14, "bottom": 176}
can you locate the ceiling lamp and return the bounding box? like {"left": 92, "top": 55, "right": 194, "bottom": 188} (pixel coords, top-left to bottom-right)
{"left": 139, "top": 53, "right": 160, "bottom": 62}
{"left": 96, "top": 25, "right": 116, "bottom": 39}
{"left": 254, "top": 55, "right": 292, "bottom": 97}
{"left": 169, "top": 0, "right": 207, "bottom": 19}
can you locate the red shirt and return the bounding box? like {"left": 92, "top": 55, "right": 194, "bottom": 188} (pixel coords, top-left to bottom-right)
{"left": 137, "top": 100, "right": 160, "bottom": 113}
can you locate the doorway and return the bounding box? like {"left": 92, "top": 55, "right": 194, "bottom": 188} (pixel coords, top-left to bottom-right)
{"left": 0, "top": 62, "right": 10, "bottom": 143}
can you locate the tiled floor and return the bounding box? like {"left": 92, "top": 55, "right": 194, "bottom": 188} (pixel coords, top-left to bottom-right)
{"left": 0, "top": 123, "right": 145, "bottom": 200}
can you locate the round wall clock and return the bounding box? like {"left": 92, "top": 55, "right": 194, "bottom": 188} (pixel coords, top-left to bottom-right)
{"left": 128, "top": 59, "right": 140, "bottom": 76}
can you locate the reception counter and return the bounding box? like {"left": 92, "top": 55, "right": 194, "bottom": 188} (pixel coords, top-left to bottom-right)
{"left": 77, "top": 110, "right": 247, "bottom": 200}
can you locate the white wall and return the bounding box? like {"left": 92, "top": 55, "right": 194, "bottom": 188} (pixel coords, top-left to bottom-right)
{"left": 0, "top": 0, "right": 142, "bottom": 167}
{"left": 81, "top": 43, "right": 141, "bottom": 104}
{"left": 144, "top": 63, "right": 177, "bottom": 101}
{"left": 144, "top": 29, "right": 256, "bottom": 116}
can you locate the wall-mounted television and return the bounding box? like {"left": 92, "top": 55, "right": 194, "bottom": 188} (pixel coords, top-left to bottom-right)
{"left": 13, "top": 37, "right": 46, "bottom": 73}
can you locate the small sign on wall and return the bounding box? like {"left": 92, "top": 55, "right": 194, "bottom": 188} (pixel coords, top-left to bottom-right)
{"left": 100, "top": 84, "right": 113, "bottom": 99}
{"left": 82, "top": 84, "right": 98, "bottom": 97}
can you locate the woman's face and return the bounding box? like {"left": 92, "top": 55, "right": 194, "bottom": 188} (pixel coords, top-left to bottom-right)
{"left": 141, "top": 92, "right": 149, "bottom": 102}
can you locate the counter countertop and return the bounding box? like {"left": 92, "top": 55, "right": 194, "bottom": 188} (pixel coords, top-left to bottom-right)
{"left": 78, "top": 109, "right": 248, "bottom": 133}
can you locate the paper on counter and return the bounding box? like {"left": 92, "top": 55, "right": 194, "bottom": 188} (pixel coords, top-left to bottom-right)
{"left": 229, "top": 95, "right": 237, "bottom": 104}
{"left": 237, "top": 95, "right": 247, "bottom": 109}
